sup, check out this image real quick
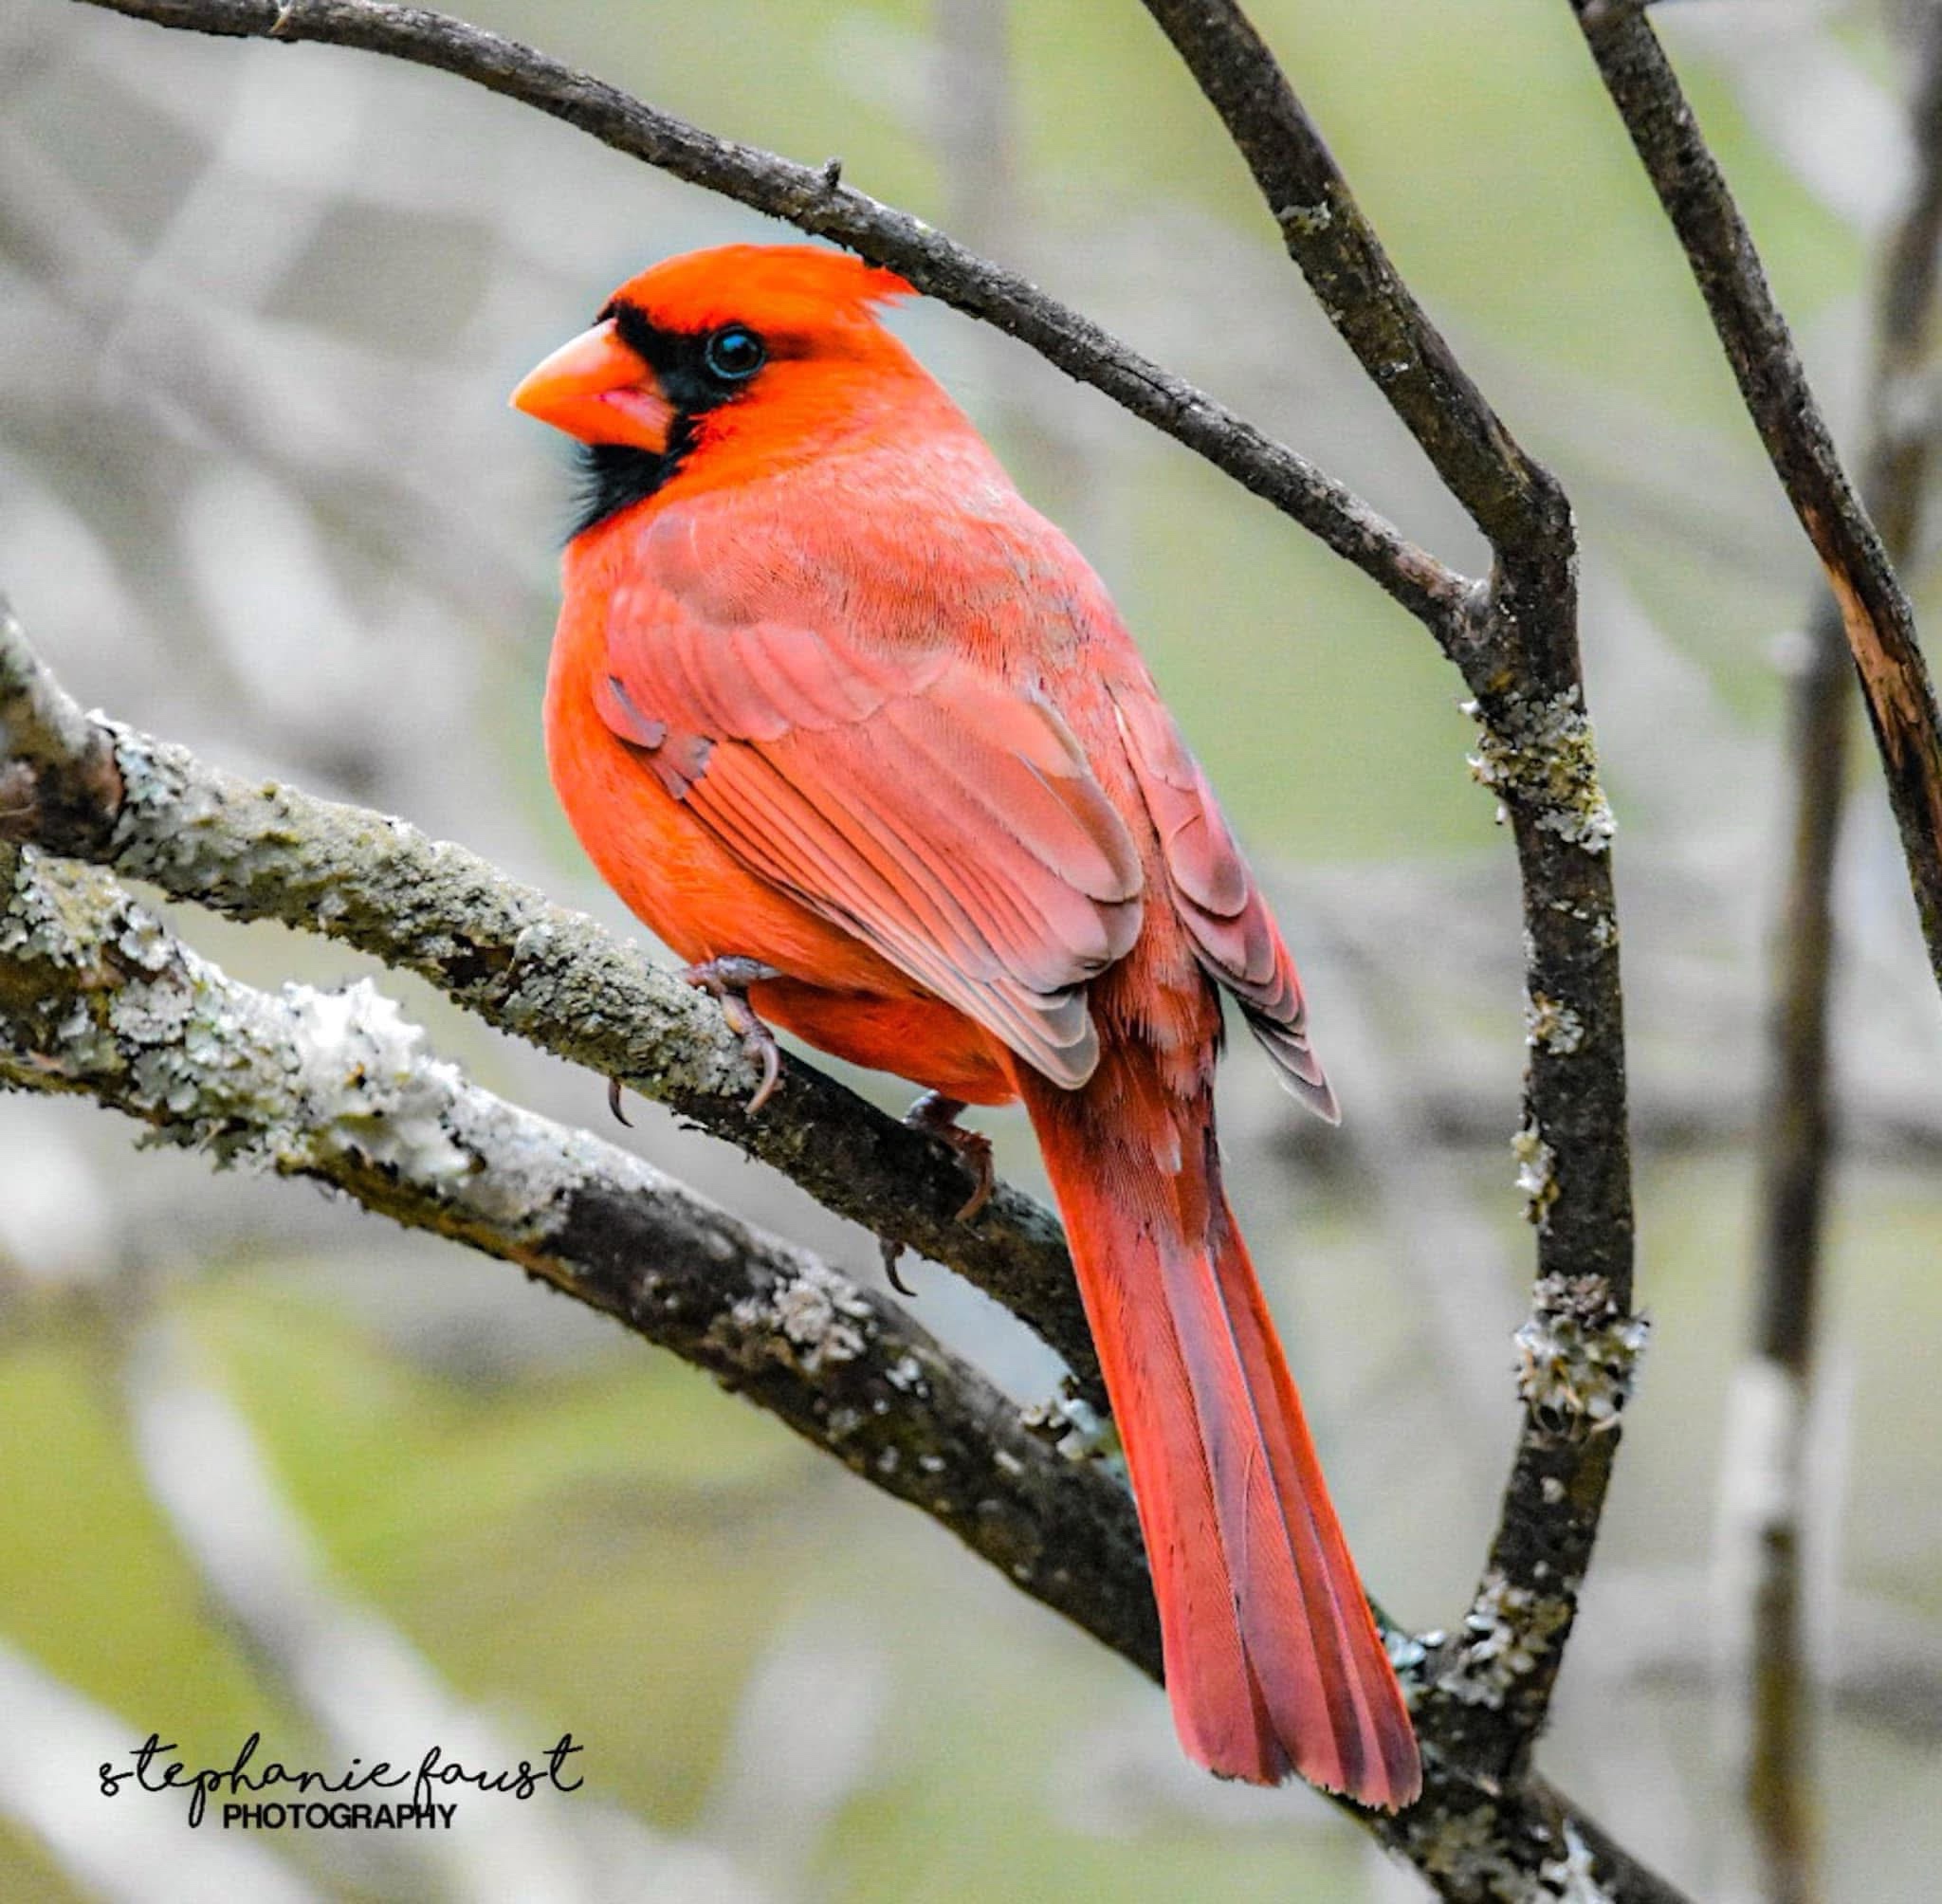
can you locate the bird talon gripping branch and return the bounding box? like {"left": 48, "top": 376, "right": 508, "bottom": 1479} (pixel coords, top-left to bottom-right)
{"left": 904, "top": 1090, "right": 996, "bottom": 1223}
{"left": 876, "top": 1091, "right": 995, "bottom": 1299}
{"left": 514, "top": 244, "right": 1420, "bottom": 1805}
{"left": 678, "top": 957, "right": 783, "bottom": 1112}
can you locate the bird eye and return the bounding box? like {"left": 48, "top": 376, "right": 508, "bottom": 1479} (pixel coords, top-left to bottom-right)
{"left": 703, "top": 326, "right": 765, "bottom": 383}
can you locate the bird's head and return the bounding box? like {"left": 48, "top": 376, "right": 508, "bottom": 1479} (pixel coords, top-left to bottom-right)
{"left": 511, "top": 243, "right": 924, "bottom": 533}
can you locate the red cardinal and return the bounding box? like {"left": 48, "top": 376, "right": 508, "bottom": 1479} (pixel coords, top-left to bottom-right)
{"left": 513, "top": 244, "right": 1418, "bottom": 1805}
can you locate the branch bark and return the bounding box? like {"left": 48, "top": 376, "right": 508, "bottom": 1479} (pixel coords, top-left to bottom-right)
{"left": 1571, "top": 0, "right": 1942, "bottom": 994}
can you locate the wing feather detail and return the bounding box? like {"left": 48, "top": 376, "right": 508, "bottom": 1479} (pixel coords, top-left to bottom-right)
{"left": 1108, "top": 681, "right": 1337, "bottom": 1121}
{"left": 595, "top": 531, "right": 1145, "bottom": 1090}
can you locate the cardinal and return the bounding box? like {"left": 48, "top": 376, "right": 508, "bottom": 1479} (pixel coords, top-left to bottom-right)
{"left": 512, "top": 243, "right": 1419, "bottom": 1805}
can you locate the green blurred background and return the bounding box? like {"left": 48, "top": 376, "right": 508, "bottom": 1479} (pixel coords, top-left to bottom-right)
{"left": 3, "top": 1, "right": 1940, "bottom": 1898}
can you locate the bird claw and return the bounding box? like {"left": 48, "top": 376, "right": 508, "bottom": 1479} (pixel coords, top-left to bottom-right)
{"left": 880, "top": 1236, "right": 917, "bottom": 1297}
{"left": 680, "top": 957, "right": 784, "bottom": 1113}
{"left": 875, "top": 1097, "right": 992, "bottom": 1300}
{"left": 906, "top": 1090, "right": 995, "bottom": 1223}
{"left": 607, "top": 1075, "right": 632, "bottom": 1126}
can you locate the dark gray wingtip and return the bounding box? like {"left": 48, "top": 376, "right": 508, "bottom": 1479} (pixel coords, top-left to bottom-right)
{"left": 1245, "top": 1014, "right": 1340, "bottom": 1125}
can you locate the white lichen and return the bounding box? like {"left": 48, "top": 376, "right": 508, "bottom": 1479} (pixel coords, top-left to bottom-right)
{"left": 1539, "top": 1822, "right": 1613, "bottom": 1903}
{"left": 1441, "top": 1568, "right": 1575, "bottom": 1708}
{"left": 444, "top": 1101, "right": 608, "bottom": 1231}
{"left": 278, "top": 979, "right": 471, "bottom": 1182}
{"left": 1022, "top": 1391, "right": 1122, "bottom": 1465}
{"left": 1, "top": 850, "right": 101, "bottom": 969}
{"left": 732, "top": 1261, "right": 871, "bottom": 1371}
{"left": 113, "top": 908, "right": 174, "bottom": 973}
{"left": 1515, "top": 1282, "right": 1650, "bottom": 1435}
{"left": 1382, "top": 1628, "right": 1437, "bottom": 1710}
{"left": 1511, "top": 1123, "right": 1559, "bottom": 1228}
{"left": 107, "top": 978, "right": 193, "bottom": 1045}
{"left": 1276, "top": 201, "right": 1333, "bottom": 236}
{"left": 1524, "top": 991, "right": 1585, "bottom": 1054}
{"left": 886, "top": 1352, "right": 929, "bottom": 1396}
{"left": 1464, "top": 689, "right": 1617, "bottom": 853}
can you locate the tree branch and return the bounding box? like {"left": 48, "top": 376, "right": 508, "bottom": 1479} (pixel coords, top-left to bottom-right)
{"left": 66, "top": 0, "right": 1469, "bottom": 640}
{"left": 1139, "top": 0, "right": 1562, "bottom": 565}
{"left": 1731, "top": 15, "right": 1942, "bottom": 1901}
{"left": 1570, "top": 0, "right": 1942, "bottom": 994}
{"left": 0, "top": 833, "right": 1692, "bottom": 1901}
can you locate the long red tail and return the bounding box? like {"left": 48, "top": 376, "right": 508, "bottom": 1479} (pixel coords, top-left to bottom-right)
{"left": 1019, "top": 1063, "right": 1420, "bottom": 1806}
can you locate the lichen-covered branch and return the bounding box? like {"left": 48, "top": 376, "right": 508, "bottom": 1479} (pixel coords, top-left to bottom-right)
{"left": 1429, "top": 671, "right": 1638, "bottom": 1783}
{"left": 0, "top": 598, "right": 1098, "bottom": 1394}
{"left": 0, "top": 838, "right": 1690, "bottom": 1902}
{"left": 1570, "top": 0, "right": 1942, "bottom": 993}
{"left": 0, "top": 839, "right": 1154, "bottom": 1670}
{"left": 66, "top": 0, "right": 1466, "bottom": 637}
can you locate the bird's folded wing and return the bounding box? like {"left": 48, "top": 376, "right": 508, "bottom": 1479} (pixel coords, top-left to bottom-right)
{"left": 1108, "top": 679, "right": 1336, "bottom": 1120}
{"left": 598, "top": 588, "right": 1145, "bottom": 1089}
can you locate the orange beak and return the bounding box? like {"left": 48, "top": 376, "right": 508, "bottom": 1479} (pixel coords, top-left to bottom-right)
{"left": 509, "top": 319, "right": 676, "bottom": 451}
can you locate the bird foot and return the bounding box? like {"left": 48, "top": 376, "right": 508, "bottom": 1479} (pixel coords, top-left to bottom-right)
{"left": 680, "top": 956, "right": 784, "bottom": 1113}
{"left": 880, "top": 1092, "right": 995, "bottom": 1296}
{"left": 907, "top": 1091, "right": 996, "bottom": 1222}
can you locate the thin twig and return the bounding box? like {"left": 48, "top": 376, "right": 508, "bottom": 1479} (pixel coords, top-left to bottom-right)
{"left": 1733, "top": 15, "right": 1942, "bottom": 1902}
{"left": 67, "top": 0, "right": 1469, "bottom": 639}
{"left": 0, "top": 839, "right": 1692, "bottom": 1904}
{"left": 1140, "top": 0, "right": 1561, "bottom": 563}
{"left": 1571, "top": 0, "right": 1942, "bottom": 993}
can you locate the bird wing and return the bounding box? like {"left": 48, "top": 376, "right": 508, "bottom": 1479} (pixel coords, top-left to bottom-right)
{"left": 595, "top": 517, "right": 1145, "bottom": 1089}
{"left": 1107, "top": 677, "right": 1336, "bottom": 1120}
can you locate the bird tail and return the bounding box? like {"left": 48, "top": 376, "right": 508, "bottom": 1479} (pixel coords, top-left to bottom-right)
{"left": 1017, "top": 1060, "right": 1420, "bottom": 1806}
